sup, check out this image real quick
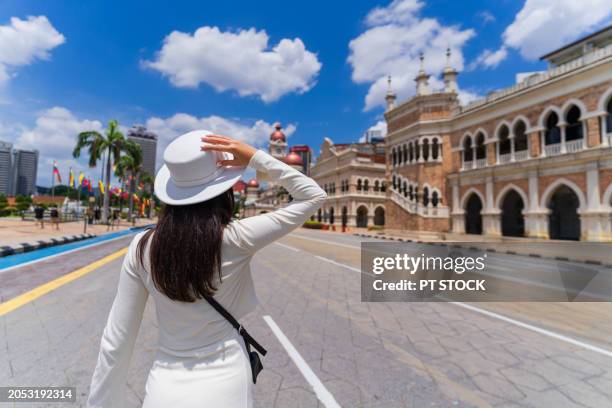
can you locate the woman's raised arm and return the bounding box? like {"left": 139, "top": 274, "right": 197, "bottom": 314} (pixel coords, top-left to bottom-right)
{"left": 202, "top": 135, "right": 326, "bottom": 253}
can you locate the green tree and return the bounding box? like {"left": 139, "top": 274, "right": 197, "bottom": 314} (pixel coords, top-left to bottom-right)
{"left": 139, "top": 172, "right": 154, "bottom": 219}
{"left": 14, "top": 195, "right": 32, "bottom": 215}
{"left": 115, "top": 140, "right": 143, "bottom": 222}
{"left": 0, "top": 193, "right": 7, "bottom": 212}
{"left": 73, "top": 120, "right": 126, "bottom": 224}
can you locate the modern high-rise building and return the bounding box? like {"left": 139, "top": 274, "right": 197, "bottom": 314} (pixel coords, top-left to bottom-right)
{"left": 0, "top": 141, "right": 12, "bottom": 195}
{"left": 127, "top": 125, "right": 158, "bottom": 177}
{"left": 11, "top": 148, "right": 39, "bottom": 196}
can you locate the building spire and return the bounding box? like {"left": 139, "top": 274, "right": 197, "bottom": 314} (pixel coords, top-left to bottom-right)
{"left": 415, "top": 52, "right": 430, "bottom": 96}
{"left": 385, "top": 75, "right": 397, "bottom": 111}
{"left": 442, "top": 47, "right": 458, "bottom": 93}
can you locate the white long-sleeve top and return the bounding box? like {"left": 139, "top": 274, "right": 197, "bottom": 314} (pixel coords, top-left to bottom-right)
{"left": 86, "top": 150, "right": 326, "bottom": 407}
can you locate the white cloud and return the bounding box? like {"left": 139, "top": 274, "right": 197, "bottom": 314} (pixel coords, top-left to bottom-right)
{"left": 11, "top": 107, "right": 103, "bottom": 185}
{"left": 470, "top": 0, "right": 612, "bottom": 70}
{"left": 369, "top": 120, "right": 388, "bottom": 136}
{"left": 469, "top": 46, "right": 508, "bottom": 70}
{"left": 0, "top": 16, "right": 65, "bottom": 85}
{"left": 477, "top": 11, "right": 496, "bottom": 25}
{"left": 348, "top": 0, "right": 475, "bottom": 111}
{"left": 146, "top": 113, "right": 296, "bottom": 170}
{"left": 143, "top": 26, "right": 321, "bottom": 102}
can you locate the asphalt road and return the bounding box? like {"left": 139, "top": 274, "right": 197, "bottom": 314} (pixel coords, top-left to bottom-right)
{"left": 1, "top": 229, "right": 612, "bottom": 407}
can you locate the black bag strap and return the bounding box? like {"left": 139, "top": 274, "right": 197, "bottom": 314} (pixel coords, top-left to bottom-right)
{"left": 204, "top": 295, "right": 267, "bottom": 356}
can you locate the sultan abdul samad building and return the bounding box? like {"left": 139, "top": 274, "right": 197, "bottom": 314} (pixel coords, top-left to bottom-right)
{"left": 385, "top": 25, "right": 612, "bottom": 242}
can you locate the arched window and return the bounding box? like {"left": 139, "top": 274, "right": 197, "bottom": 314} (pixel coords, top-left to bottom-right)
{"left": 463, "top": 137, "right": 473, "bottom": 163}
{"left": 415, "top": 141, "right": 421, "bottom": 161}
{"left": 432, "top": 191, "right": 439, "bottom": 207}
{"left": 565, "top": 105, "right": 583, "bottom": 141}
{"left": 409, "top": 143, "right": 414, "bottom": 162}
{"left": 498, "top": 125, "right": 511, "bottom": 155}
{"left": 514, "top": 120, "right": 528, "bottom": 152}
{"left": 475, "top": 132, "right": 486, "bottom": 160}
{"left": 392, "top": 174, "right": 397, "bottom": 189}
{"left": 432, "top": 138, "right": 439, "bottom": 160}
{"left": 402, "top": 144, "right": 408, "bottom": 164}
{"left": 374, "top": 180, "right": 380, "bottom": 192}
{"left": 357, "top": 179, "right": 362, "bottom": 191}
{"left": 324, "top": 183, "right": 328, "bottom": 193}
{"left": 422, "top": 139, "right": 430, "bottom": 161}
{"left": 363, "top": 179, "right": 369, "bottom": 192}
{"left": 381, "top": 181, "right": 386, "bottom": 192}
{"left": 545, "top": 112, "right": 561, "bottom": 145}
{"left": 392, "top": 149, "right": 397, "bottom": 166}
{"left": 402, "top": 181, "right": 408, "bottom": 197}
{"left": 423, "top": 187, "right": 430, "bottom": 206}
{"left": 408, "top": 185, "right": 414, "bottom": 200}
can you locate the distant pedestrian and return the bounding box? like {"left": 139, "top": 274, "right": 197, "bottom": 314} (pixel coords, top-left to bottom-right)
{"left": 94, "top": 208, "right": 101, "bottom": 224}
{"left": 107, "top": 209, "right": 119, "bottom": 231}
{"left": 50, "top": 206, "right": 60, "bottom": 230}
{"left": 34, "top": 205, "right": 44, "bottom": 229}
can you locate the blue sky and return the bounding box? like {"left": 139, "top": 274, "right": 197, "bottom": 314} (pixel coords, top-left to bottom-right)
{"left": 1, "top": 0, "right": 611, "bottom": 187}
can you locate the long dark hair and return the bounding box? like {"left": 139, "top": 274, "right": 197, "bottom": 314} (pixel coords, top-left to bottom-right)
{"left": 137, "top": 188, "right": 235, "bottom": 302}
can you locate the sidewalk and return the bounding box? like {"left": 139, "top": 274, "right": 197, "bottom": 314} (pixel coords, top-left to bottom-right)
{"left": 0, "top": 217, "right": 156, "bottom": 247}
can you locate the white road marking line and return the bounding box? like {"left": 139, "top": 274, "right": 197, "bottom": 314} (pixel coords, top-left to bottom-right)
{"left": 312, "top": 255, "right": 377, "bottom": 277}
{"left": 262, "top": 315, "right": 342, "bottom": 408}
{"left": 275, "top": 242, "right": 300, "bottom": 252}
{"left": 288, "top": 233, "right": 360, "bottom": 249}
{"left": 452, "top": 302, "right": 612, "bottom": 358}
{"left": 0, "top": 233, "right": 134, "bottom": 274}
{"left": 295, "top": 234, "right": 612, "bottom": 359}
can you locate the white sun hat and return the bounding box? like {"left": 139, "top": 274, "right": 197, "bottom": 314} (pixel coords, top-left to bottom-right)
{"left": 154, "top": 129, "right": 246, "bottom": 205}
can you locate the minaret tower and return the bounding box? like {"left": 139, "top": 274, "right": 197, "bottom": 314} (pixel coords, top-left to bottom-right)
{"left": 268, "top": 122, "right": 287, "bottom": 160}
{"left": 415, "top": 52, "right": 430, "bottom": 96}
{"left": 385, "top": 75, "right": 397, "bottom": 112}
{"left": 442, "top": 48, "right": 458, "bottom": 93}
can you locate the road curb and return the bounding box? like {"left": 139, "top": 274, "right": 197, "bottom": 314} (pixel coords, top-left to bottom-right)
{"left": 0, "top": 233, "right": 97, "bottom": 258}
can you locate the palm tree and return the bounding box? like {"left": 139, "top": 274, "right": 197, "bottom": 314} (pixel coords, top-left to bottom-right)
{"left": 115, "top": 140, "right": 143, "bottom": 223}
{"left": 138, "top": 172, "right": 154, "bottom": 218}
{"left": 73, "top": 120, "right": 126, "bottom": 224}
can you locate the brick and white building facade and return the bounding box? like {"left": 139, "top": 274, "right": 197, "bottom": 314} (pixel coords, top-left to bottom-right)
{"left": 311, "top": 137, "right": 387, "bottom": 228}
{"left": 385, "top": 26, "right": 612, "bottom": 242}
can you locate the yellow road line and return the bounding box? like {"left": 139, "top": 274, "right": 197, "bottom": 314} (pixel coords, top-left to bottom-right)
{"left": 0, "top": 247, "right": 128, "bottom": 317}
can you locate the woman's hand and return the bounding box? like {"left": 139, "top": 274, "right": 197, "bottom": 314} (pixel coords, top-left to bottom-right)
{"left": 200, "top": 134, "right": 257, "bottom": 167}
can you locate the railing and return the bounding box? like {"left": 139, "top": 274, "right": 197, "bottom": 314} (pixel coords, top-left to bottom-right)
{"left": 514, "top": 150, "right": 529, "bottom": 161}
{"left": 389, "top": 189, "right": 449, "bottom": 218}
{"left": 566, "top": 139, "right": 584, "bottom": 153}
{"left": 475, "top": 158, "right": 487, "bottom": 168}
{"left": 499, "top": 153, "right": 512, "bottom": 164}
{"left": 544, "top": 143, "right": 561, "bottom": 156}
{"left": 355, "top": 190, "right": 386, "bottom": 196}
{"left": 461, "top": 160, "right": 473, "bottom": 171}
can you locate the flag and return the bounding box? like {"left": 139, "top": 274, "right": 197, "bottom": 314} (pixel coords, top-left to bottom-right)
{"left": 87, "top": 178, "right": 93, "bottom": 193}
{"left": 98, "top": 180, "right": 105, "bottom": 195}
{"left": 69, "top": 168, "right": 75, "bottom": 188}
{"left": 138, "top": 181, "right": 144, "bottom": 191}
{"left": 78, "top": 171, "right": 85, "bottom": 187}
{"left": 53, "top": 161, "right": 62, "bottom": 184}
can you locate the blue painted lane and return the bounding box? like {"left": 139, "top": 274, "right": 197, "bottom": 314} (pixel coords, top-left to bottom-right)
{"left": 0, "top": 225, "right": 153, "bottom": 271}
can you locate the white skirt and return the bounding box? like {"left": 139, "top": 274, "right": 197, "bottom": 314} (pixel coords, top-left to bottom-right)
{"left": 142, "top": 333, "right": 253, "bottom": 408}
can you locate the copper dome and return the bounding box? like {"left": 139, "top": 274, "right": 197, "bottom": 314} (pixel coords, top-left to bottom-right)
{"left": 270, "top": 122, "right": 286, "bottom": 142}
{"left": 284, "top": 152, "right": 303, "bottom": 165}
